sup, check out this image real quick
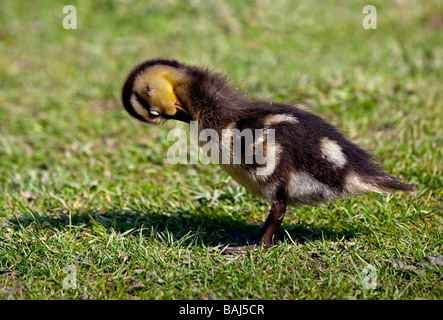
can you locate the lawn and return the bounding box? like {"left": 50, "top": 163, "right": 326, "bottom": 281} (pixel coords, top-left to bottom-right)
{"left": 0, "top": 0, "right": 442, "bottom": 300}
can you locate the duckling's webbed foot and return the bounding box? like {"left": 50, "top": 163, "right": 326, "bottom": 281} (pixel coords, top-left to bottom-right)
{"left": 222, "top": 201, "right": 287, "bottom": 254}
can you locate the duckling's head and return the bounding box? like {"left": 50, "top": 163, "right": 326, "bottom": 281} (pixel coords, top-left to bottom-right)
{"left": 122, "top": 59, "right": 193, "bottom": 125}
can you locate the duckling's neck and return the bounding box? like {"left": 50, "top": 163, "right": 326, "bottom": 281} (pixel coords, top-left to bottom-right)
{"left": 176, "top": 67, "right": 243, "bottom": 129}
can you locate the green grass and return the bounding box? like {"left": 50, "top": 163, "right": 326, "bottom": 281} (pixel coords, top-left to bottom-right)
{"left": 0, "top": 0, "right": 442, "bottom": 300}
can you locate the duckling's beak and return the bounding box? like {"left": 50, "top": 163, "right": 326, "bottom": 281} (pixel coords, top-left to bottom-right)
{"left": 166, "top": 99, "right": 193, "bottom": 123}
{"left": 174, "top": 99, "right": 188, "bottom": 114}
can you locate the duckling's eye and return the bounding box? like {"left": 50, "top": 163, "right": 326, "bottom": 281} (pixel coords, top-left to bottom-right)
{"left": 149, "top": 110, "right": 160, "bottom": 117}
{"left": 145, "top": 87, "right": 152, "bottom": 96}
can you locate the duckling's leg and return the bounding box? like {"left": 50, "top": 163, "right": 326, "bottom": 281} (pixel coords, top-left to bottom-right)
{"left": 222, "top": 201, "right": 287, "bottom": 254}
{"left": 261, "top": 201, "right": 287, "bottom": 248}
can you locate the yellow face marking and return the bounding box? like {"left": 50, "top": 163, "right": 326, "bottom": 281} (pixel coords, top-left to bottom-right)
{"left": 133, "top": 66, "right": 183, "bottom": 117}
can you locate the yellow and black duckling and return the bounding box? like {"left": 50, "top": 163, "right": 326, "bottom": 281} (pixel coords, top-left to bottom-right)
{"left": 121, "top": 58, "right": 413, "bottom": 253}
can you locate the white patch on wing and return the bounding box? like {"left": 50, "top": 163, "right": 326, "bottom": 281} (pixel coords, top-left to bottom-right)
{"left": 287, "top": 171, "right": 340, "bottom": 205}
{"left": 320, "top": 137, "right": 347, "bottom": 168}
{"left": 263, "top": 114, "right": 299, "bottom": 126}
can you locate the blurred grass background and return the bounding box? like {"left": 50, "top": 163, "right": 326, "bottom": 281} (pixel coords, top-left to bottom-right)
{"left": 0, "top": 0, "right": 442, "bottom": 299}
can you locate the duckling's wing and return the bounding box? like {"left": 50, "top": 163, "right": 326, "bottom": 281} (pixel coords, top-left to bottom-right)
{"left": 232, "top": 103, "right": 412, "bottom": 205}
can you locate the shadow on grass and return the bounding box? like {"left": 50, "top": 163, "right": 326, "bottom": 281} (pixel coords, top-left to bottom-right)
{"left": 6, "top": 206, "right": 367, "bottom": 248}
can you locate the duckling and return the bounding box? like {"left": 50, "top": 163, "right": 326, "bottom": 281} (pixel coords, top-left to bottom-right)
{"left": 121, "top": 58, "right": 413, "bottom": 253}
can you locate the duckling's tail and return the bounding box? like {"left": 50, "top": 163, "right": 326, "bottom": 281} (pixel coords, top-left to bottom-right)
{"left": 372, "top": 174, "right": 415, "bottom": 192}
